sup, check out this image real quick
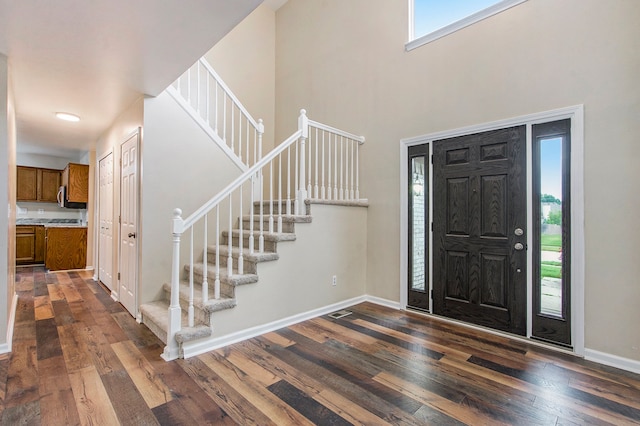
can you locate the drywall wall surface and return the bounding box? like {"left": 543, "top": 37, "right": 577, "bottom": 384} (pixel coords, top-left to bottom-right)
{"left": 204, "top": 4, "right": 276, "bottom": 153}
{"left": 209, "top": 203, "right": 367, "bottom": 337}
{"left": 275, "top": 0, "right": 640, "bottom": 361}
{"left": 140, "top": 91, "right": 242, "bottom": 304}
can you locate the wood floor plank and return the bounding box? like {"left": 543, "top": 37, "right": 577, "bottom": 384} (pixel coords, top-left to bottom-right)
{"left": 200, "top": 351, "right": 314, "bottom": 425}
{"left": 47, "top": 283, "right": 67, "bottom": 302}
{"left": 180, "top": 356, "right": 276, "bottom": 426}
{"left": 34, "top": 295, "right": 54, "bottom": 320}
{"left": 68, "top": 365, "right": 120, "bottom": 425}
{"left": 101, "top": 369, "right": 160, "bottom": 425}
{"left": 111, "top": 340, "right": 172, "bottom": 409}
{"left": 35, "top": 318, "right": 63, "bottom": 360}
{"left": 1, "top": 400, "right": 40, "bottom": 425}
{"left": 3, "top": 341, "right": 39, "bottom": 409}
{"left": 216, "top": 347, "right": 281, "bottom": 387}
{"left": 236, "top": 340, "right": 391, "bottom": 426}
{"left": 79, "top": 324, "right": 125, "bottom": 376}
{"left": 37, "top": 355, "right": 81, "bottom": 426}
{"left": 58, "top": 323, "right": 92, "bottom": 372}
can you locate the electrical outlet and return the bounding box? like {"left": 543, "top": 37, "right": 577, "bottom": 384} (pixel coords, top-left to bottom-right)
{"left": 37, "top": 209, "right": 45, "bottom": 215}
{"left": 332, "top": 275, "right": 337, "bottom": 286}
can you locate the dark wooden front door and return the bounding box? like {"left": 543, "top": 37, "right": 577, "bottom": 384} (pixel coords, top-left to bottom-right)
{"left": 433, "top": 126, "right": 527, "bottom": 335}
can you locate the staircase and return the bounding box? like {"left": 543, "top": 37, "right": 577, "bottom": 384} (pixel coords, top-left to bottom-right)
{"left": 139, "top": 202, "right": 311, "bottom": 355}
{"left": 139, "top": 58, "right": 366, "bottom": 360}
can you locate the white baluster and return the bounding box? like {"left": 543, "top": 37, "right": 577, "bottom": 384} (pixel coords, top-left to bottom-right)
{"left": 187, "top": 67, "right": 191, "bottom": 105}
{"left": 340, "top": 136, "right": 344, "bottom": 200}
{"left": 196, "top": 62, "right": 201, "bottom": 116}
{"left": 230, "top": 105, "right": 235, "bottom": 154}
{"left": 238, "top": 111, "right": 242, "bottom": 163}
{"left": 328, "top": 133, "right": 332, "bottom": 200}
{"left": 223, "top": 92, "right": 227, "bottom": 143}
{"left": 214, "top": 205, "right": 220, "bottom": 299}
{"left": 259, "top": 171, "right": 265, "bottom": 253}
{"left": 269, "top": 162, "right": 274, "bottom": 233}
{"left": 294, "top": 140, "right": 299, "bottom": 215}
{"left": 278, "top": 152, "right": 283, "bottom": 233}
{"left": 314, "top": 127, "right": 319, "bottom": 199}
{"left": 298, "top": 110, "right": 308, "bottom": 215}
{"left": 188, "top": 227, "right": 194, "bottom": 327}
{"left": 334, "top": 134, "right": 338, "bottom": 200}
{"left": 205, "top": 71, "right": 210, "bottom": 126}
{"left": 307, "top": 126, "right": 312, "bottom": 198}
{"left": 238, "top": 185, "right": 244, "bottom": 275}
{"left": 202, "top": 214, "right": 208, "bottom": 303}
{"left": 286, "top": 145, "right": 292, "bottom": 215}
{"left": 344, "top": 136, "right": 349, "bottom": 200}
{"left": 350, "top": 139, "right": 355, "bottom": 200}
{"left": 249, "top": 175, "right": 255, "bottom": 254}
{"left": 214, "top": 82, "right": 219, "bottom": 134}
{"left": 321, "top": 130, "right": 326, "bottom": 200}
{"left": 356, "top": 141, "right": 360, "bottom": 200}
{"left": 227, "top": 193, "right": 233, "bottom": 277}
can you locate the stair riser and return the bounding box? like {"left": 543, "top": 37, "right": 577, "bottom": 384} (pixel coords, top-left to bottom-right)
{"left": 141, "top": 315, "right": 168, "bottom": 344}
{"left": 162, "top": 288, "right": 212, "bottom": 326}
{"left": 252, "top": 201, "right": 294, "bottom": 215}
{"left": 221, "top": 234, "right": 277, "bottom": 253}
{"left": 205, "top": 253, "right": 258, "bottom": 275}
{"left": 189, "top": 270, "right": 236, "bottom": 298}
{"left": 241, "top": 218, "right": 296, "bottom": 233}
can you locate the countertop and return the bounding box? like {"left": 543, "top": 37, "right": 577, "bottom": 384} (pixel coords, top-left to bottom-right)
{"left": 16, "top": 218, "right": 87, "bottom": 228}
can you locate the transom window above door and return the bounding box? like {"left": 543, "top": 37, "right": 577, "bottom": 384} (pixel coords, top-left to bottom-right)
{"left": 407, "top": 0, "right": 528, "bottom": 51}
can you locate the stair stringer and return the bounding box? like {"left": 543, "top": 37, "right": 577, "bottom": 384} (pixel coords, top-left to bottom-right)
{"left": 180, "top": 201, "right": 368, "bottom": 358}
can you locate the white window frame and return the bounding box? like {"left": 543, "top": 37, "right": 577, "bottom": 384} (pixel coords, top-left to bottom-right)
{"left": 406, "top": 0, "right": 528, "bottom": 51}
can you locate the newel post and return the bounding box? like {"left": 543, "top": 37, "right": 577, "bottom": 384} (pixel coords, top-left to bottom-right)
{"left": 162, "top": 208, "right": 183, "bottom": 361}
{"left": 297, "top": 109, "right": 309, "bottom": 215}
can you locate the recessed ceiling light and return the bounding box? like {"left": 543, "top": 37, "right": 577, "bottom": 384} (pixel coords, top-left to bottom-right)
{"left": 55, "top": 112, "right": 80, "bottom": 122}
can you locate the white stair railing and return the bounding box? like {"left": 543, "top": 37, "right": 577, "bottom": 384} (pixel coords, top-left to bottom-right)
{"left": 167, "top": 58, "right": 264, "bottom": 170}
{"left": 161, "top": 110, "right": 365, "bottom": 361}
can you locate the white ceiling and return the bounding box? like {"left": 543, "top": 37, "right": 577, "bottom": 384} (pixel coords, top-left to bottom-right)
{"left": 0, "top": 0, "right": 262, "bottom": 157}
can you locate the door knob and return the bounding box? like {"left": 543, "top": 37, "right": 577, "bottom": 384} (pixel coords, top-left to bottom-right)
{"left": 514, "top": 242, "right": 524, "bottom": 251}
{"left": 128, "top": 232, "right": 136, "bottom": 238}
{"left": 514, "top": 228, "right": 524, "bottom": 236}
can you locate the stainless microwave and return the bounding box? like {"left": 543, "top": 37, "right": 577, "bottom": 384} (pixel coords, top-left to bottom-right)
{"left": 57, "top": 186, "right": 87, "bottom": 209}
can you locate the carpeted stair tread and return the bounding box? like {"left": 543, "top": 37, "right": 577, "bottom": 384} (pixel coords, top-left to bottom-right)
{"left": 241, "top": 214, "right": 312, "bottom": 224}
{"left": 140, "top": 300, "right": 212, "bottom": 344}
{"left": 207, "top": 245, "right": 280, "bottom": 262}
{"left": 222, "top": 229, "right": 297, "bottom": 242}
{"left": 187, "top": 263, "right": 260, "bottom": 286}
{"left": 162, "top": 281, "right": 237, "bottom": 313}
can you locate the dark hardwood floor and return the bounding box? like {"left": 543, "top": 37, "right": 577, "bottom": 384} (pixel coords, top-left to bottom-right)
{"left": 1, "top": 267, "right": 640, "bottom": 425}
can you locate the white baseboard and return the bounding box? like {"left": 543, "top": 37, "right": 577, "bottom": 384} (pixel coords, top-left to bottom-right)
{"left": 182, "top": 295, "right": 367, "bottom": 358}
{"left": 365, "top": 295, "right": 402, "bottom": 310}
{"left": 0, "top": 293, "right": 19, "bottom": 355}
{"left": 584, "top": 348, "right": 640, "bottom": 375}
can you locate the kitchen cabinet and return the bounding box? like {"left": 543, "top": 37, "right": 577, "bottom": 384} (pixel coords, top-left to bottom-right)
{"left": 16, "top": 166, "right": 61, "bottom": 202}
{"left": 16, "top": 225, "right": 36, "bottom": 264}
{"left": 45, "top": 227, "right": 87, "bottom": 271}
{"left": 62, "top": 163, "right": 89, "bottom": 203}
{"left": 16, "top": 225, "right": 46, "bottom": 265}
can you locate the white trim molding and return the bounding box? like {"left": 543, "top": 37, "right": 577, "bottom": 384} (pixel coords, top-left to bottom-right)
{"left": 406, "top": 0, "right": 528, "bottom": 51}
{"left": 0, "top": 293, "right": 19, "bottom": 355}
{"left": 400, "top": 105, "right": 585, "bottom": 356}
{"left": 585, "top": 349, "right": 640, "bottom": 375}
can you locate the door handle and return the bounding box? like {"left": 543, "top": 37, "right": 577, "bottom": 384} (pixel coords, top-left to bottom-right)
{"left": 128, "top": 232, "right": 136, "bottom": 238}
{"left": 514, "top": 242, "right": 524, "bottom": 251}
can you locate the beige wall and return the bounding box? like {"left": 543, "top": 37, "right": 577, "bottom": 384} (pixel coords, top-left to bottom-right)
{"left": 0, "top": 53, "right": 16, "bottom": 350}
{"left": 275, "top": 0, "right": 640, "bottom": 361}
{"left": 204, "top": 4, "right": 276, "bottom": 152}
{"left": 95, "top": 96, "right": 144, "bottom": 300}
{"left": 140, "top": 91, "right": 242, "bottom": 304}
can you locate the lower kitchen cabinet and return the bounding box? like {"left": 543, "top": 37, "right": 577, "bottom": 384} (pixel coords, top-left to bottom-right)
{"left": 16, "top": 225, "right": 45, "bottom": 265}
{"left": 45, "top": 227, "right": 87, "bottom": 271}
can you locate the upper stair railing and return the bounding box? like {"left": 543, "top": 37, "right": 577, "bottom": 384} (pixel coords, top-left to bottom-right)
{"left": 166, "top": 58, "right": 264, "bottom": 170}
{"left": 162, "top": 109, "right": 365, "bottom": 360}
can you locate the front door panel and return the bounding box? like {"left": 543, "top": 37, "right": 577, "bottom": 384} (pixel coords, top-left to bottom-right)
{"left": 433, "top": 126, "right": 527, "bottom": 335}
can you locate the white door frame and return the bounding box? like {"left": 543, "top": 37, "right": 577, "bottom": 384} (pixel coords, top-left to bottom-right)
{"left": 97, "top": 150, "right": 114, "bottom": 291}
{"left": 119, "top": 128, "right": 142, "bottom": 319}
{"left": 399, "top": 105, "right": 585, "bottom": 356}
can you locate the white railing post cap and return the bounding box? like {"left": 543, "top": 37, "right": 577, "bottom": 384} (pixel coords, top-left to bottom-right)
{"left": 257, "top": 118, "right": 264, "bottom": 133}
{"left": 172, "top": 208, "right": 184, "bottom": 234}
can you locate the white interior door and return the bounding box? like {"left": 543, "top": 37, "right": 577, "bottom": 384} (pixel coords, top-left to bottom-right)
{"left": 119, "top": 131, "right": 140, "bottom": 317}
{"left": 98, "top": 152, "right": 114, "bottom": 290}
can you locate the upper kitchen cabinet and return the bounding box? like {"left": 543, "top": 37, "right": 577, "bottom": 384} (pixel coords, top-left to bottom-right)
{"left": 17, "top": 166, "right": 61, "bottom": 202}
{"left": 62, "top": 163, "right": 89, "bottom": 203}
